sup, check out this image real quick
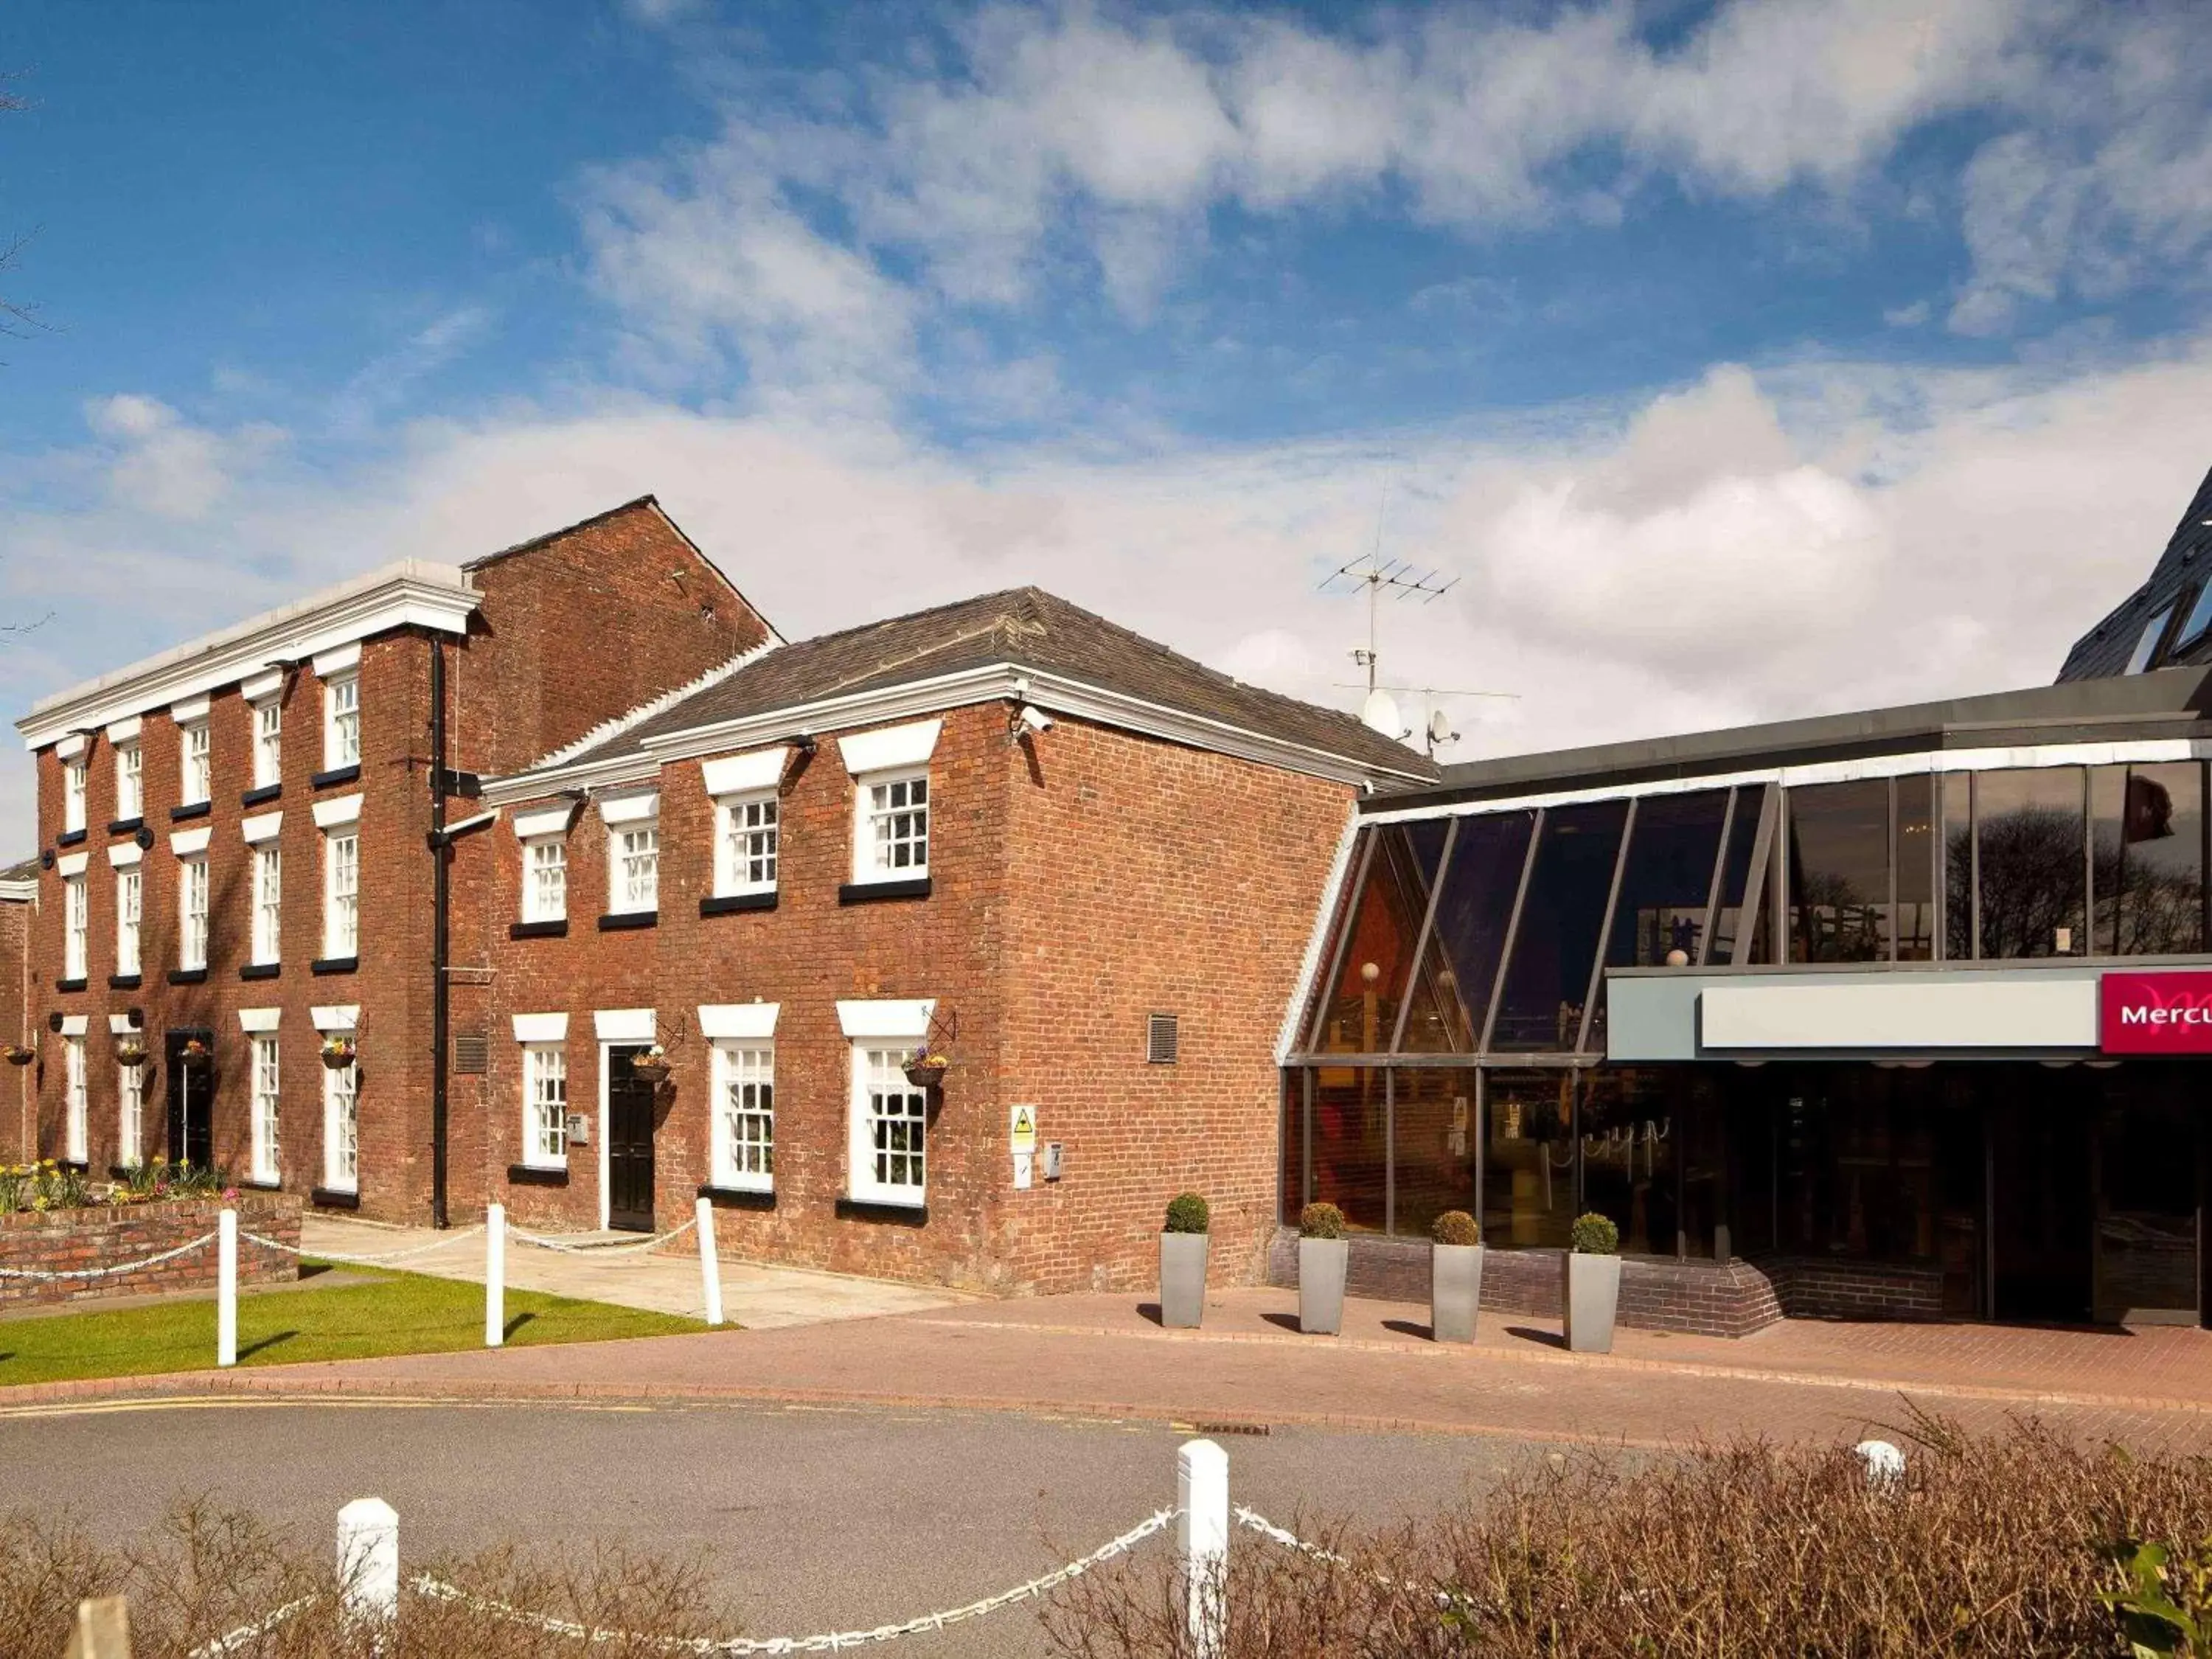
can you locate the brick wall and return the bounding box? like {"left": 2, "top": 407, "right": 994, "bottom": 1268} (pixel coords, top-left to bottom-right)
{"left": 0, "top": 897, "right": 27, "bottom": 1162}
{"left": 0, "top": 1194, "right": 301, "bottom": 1312}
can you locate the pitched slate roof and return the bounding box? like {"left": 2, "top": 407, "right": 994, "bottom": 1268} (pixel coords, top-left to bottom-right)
{"left": 2056, "top": 462, "right": 2212, "bottom": 681}
{"left": 540, "top": 586, "right": 1433, "bottom": 782}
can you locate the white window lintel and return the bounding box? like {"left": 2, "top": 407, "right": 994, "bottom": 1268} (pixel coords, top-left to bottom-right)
{"left": 512, "top": 803, "right": 574, "bottom": 840}
{"left": 838, "top": 719, "right": 942, "bottom": 778}
{"left": 170, "top": 694, "right": 211, "bottom": 723}
{"left": 700, "top": 1002, "right": 780, "bottom": 1040}
{"left": 512, "top": 1012, "right": 569, "bottom": 1043}
{"left": 108, "top": 1014, "right": 139, "bottom": 1036}
{"left": 170, "top": 826, "right": 213, "bottom": 857}
{"left": 242, "top": 810, "right": 283, "bottom": 844}
{"left": 312, "top": 793, "right": 364, "bottom": 829}
{"left": 311, "top": 1004, "right": 361, "bottom": 1033}
{"left": 237, "top": 1007, "right": 281, "bottom": 1033}
{"left": 58, "top": 1015, "right": 88, "bottom": 1036}
{"left": 701, "top": 748, "right": 789, "bottom": 798}
{"left": 312, "top": 642, "right": 362, "bottom": 677}
{"left": 241, "top": 668, "right": 285, "bottom": 702}
{"left": 55, "top": 851, "right": 88, "bottom": 877}
{"left": 835, "top": 998, "right": 935, "bottom": 1041}
{"left": 106, "top": 842, "right": 143, "bottom": 868}
{"left": 105, "top": 715, "right": 143, "bottom": 743}
{"left": 597, "top": 790, "right": 660, "bottom": 827}
{"left": 593, "top": 1007, "right": 655, "bottom": 1043}
{"left": 55, "top": 733, "right": 87, "bottom": 761}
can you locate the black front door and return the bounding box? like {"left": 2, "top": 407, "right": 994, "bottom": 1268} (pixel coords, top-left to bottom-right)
{"left": 607, "top": 1047, "right": 656, "bottom": 1232}
{"left": 1991, "top": 1076, "right": 2093, "bottom": 1323}
{"left": 165, "top": 1031, "right": 213, "bottom": 1170}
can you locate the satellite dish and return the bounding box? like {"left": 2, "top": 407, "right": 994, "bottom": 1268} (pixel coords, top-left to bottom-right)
{"left": 1360, "top": 689, "right": 1405, "bottom": 739}
{"left": 1428, "top": 709, "right": 1455, "bottom": 745}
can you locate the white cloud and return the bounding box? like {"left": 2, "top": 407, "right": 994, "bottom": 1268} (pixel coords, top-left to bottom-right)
{"left": 80, "top": 394, "right": 285, "bottom": 520}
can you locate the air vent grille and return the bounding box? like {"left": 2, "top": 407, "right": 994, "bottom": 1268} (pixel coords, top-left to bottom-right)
{"left": 1147, "top": 1012, "right": 1178, "bottom": 1065}
{"left": 452, "top": 1030, "right": 490, "bottom": 1075}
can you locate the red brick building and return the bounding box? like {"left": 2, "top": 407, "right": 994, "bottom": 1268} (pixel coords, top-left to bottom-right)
{"left": 15, "top": 505, "right": 1430, "bottom": 1295}
{"left": 0, "top": 858, "right": 34, "bottom": 1162}
{"left": 13, "top": 500, "right": 773, "bottom": 1222}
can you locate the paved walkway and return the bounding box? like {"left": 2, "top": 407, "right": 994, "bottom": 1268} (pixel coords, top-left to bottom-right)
{"left": 20, "top": 1278, "right": 2212, "bottom": 1455}
{"left": 300, "top": 1214, "right": 976, "bottom": 1327}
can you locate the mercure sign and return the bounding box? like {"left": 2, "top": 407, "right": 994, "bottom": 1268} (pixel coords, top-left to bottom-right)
{"left": 2101, "top": 972, "right": 2212, "bottom": 1054}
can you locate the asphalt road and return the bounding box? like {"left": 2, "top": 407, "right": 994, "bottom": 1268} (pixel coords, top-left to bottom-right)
{"left": 0, "top": 1397, "right": 1566, "bottom": 1656}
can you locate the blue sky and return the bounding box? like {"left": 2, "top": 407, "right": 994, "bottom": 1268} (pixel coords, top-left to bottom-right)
{"left": 2, "top": 0, "right": 2211, "bottom": 846}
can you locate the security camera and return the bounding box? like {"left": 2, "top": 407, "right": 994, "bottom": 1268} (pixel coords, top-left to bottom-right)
{"left": 1018, "top": 704, "right": 1054, "bottom": 734}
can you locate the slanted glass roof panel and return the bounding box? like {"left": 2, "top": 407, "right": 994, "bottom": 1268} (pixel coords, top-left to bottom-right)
{"left": 1307, "top": 825, "right": 1439, "bottom": 1057}
{"left": 2127, "top": 606, "right": 2174, "bottom": 673}
{"left": 2092, "top": 761, "right": 2206, "bottom": 955}
{"left": 1604, "top": 789, "right": 1731, "bottom": 969}
{"left": 1423, "top": 810, "right": 1536, "bottom": 1052}
{"left": 1490, "top": 799, "right": 1628, "bottom": 1051}
{"left": 2178, "top": 585, "right": 2212, "bottom": 653}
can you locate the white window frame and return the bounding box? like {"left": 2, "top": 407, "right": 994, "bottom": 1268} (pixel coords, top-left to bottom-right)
{"left": 251, "top": 842, "right": 282, "bottom": 965}
{"left": 323, "top": 672, "right": 361, "bottom": 771}
{"left": 610, "top": 822, "right": 658, "bottom": 914}
{"left": 178, "top": 855, "right": 209, "bottom": 971}
{"left": 63, "top": 873, "right": 87, "bottom": 981}
{"left": 714, "top": 792, "right": 780, "bottom": 897}
{"left": 115, "top": 863, "right": 142, "bottom": 978}
{"left": 854, "top": 768, "right": 929, "bottom": 883}
{"left": 522, "top": 1043, "right": 568, "bottom": 1169}
{"left": 322, "top": 829, "right": 359, "bottom": 959}
{"left": 523, "top": 836, "right": 568, "bottom": 923}
{"left": 321, "top": 1060, "right": 358, "bottom": 1194}
{"left": 117, "top": 1059, "right": 144, "bottom": 1169}
{"left": 711, "top": 1040, "right": 775, "bottom": 1191}
{"left": 847, "top": 1042, "right": 927, "bottom": 1207}
{"left": 180, "top": 720, "right": 212, "bottom": 804}
{"left": 251, "top": 695, "right": 283, "bottom": 789}
{"left": 250, "top": 1033, "right": 281, "bottom": 1184}
{"left": 62, "top": 757, "right": 87, "bottom": 835}
{"left": 63, "top": 1036, "right": 87, "bottom": 1164}
{"left": 114, "top": 740, "right": 143, "bottom": 822}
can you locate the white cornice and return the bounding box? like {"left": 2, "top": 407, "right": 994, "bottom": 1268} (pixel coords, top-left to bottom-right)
{"left": 18, "top": 560, "right": 480, "bottom": 750}
{"left": 0, "top": 878, "right": 35, "bottom": 904}
{"left": 480, "top": 660, "right": 1429, "bottom": 805}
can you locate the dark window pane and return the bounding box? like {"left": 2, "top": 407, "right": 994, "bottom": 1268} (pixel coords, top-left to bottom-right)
{"left": 1708, "top": 786, "right": 1772, "bottom": 965}
{"left": 1896, "top": 775, "right": 1935, "bottom": 961}
{"left": 2093, "top": 762, "right": 2205, "bottom": 956}
{"left": 1297, "top": 830, "right": 1372, "bottom": 1047}
{"left": 1309, "top": 1065, "right": 1386, "bottom": 1232}
{"left": 1944, "top": 773, "right": 1973, "bottom": 959}
{"left": 1786, "top": 779, "right": 1891, "bottom": 963}
{"left": 1308, "top": 827, "right": 1436, "bottom": 1055}
{"left": 2096, "top": 1075, "right": 2198, "bottom": 1320}
{"left": 1393, "top": 1068, "right": 1478, "bottom": 1239}
{"left": 1483, "top": 1069, "right": 1576, "bottom": 1249}
{"left": 1491, "top": 800, "right": 1628, "bottom": 1051}
{"left": 1425, "top": 812, "right": 1535, "bottom": 1051}
{"left": 1976, "top": 768, "right": 2086, "bottom": 959}
{"left": 1579, "top": 1067, "right": 1682, "bottom": 1256}
{"left": 1605, "top": 790, "right": 1731, "bottom": 968}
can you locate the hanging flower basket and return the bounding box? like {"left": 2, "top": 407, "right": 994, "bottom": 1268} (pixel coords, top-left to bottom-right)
{"left": 180, "top": 1039, "right": 213, "bottom": 1070}
{"left": 1, "top": 1044, "right": 34, "bottom": 1067}
{"left": 114, "top": 1040, "right": 149, "bottom": 1068}
{"left": 320, "top": 1037, "right": 358, "bottom": 1071}
{"left": 903, "top": 1051, "right": 949, "bottom": 1090}
{"left": 630, "top": 1047, "right": 672, "bottom": 1085}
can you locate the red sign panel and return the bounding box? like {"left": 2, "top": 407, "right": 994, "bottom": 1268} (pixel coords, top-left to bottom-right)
{"left": 2101, "top": 972, "right": 2212, "bottom": 1054}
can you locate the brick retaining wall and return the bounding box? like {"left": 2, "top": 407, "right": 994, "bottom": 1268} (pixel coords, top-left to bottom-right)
{"left": 0, "top": 1195, "right": 302, "bottom": 1312}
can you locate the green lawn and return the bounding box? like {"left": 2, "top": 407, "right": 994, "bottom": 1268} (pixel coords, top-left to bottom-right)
{"left": 0, "top": 1262, "right": 717, "bottom": 1387}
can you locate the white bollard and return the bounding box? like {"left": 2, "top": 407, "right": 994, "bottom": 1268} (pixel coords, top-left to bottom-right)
{"left": 1178, "top": 1438, "right": 1228, "bottom": 1659}
{"left": 336, "top": 1497, "right": 400, "bottom": 1627}
{"left": 216, "top": 1208, "right": 238, "bottom": 1368}
{"left": 484, "top": 1203, "right": 506, "bottom": 1349}
{"left": 1856, "top": 1439, "right": 1905, "bottom": 1489}
{"left": 696, "top": 1196, "right": 724, "bottom": 1327}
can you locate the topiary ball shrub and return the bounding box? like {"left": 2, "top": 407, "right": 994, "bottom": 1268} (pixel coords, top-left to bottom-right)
{"left": 1431, "top": 1209, "right": 1480, "bottom": 1248}
{"left": 1570, "top": 1212, "right": 1620, "bottom": 1255}
{"left": 1298, "top": 1202, "right": 1346, "bottom": 1240}
{"left": 1164, "top": 1192, "right": 1210, "bottom": 1234}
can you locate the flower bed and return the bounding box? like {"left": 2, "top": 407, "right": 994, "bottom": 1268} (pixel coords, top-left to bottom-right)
{"left": 0, "top": 1192, "right": 302, "bottom": 1314}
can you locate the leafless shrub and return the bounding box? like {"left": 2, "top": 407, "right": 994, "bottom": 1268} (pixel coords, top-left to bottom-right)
{"left": 1045, "top": 1408, "right": 2212, "bottom": 1658}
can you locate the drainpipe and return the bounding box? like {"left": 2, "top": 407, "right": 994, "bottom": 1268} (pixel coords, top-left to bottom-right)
{"left": 429, "top": 637, "right": 450, "bottom": 1229}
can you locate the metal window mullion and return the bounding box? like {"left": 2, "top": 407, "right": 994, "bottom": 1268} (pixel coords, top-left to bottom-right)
{"left": 1305, "top": 832, "right": 1377, "bottom": 1052}
{"left": 1731, "top": 788, "right": 1779, "bottom": 966}
{"left": 1481, "top": 810, "right": 1545, "bottom": 1053}
{"left": 2081, "top": 765, "right": 2094, "bottom": 956}
{"left": 1389, "top": 818, "right": 1458, "bottom": 1054}
{"left": 1472, "top": 1067, "right": 1486, "bottom": 1244}
{"left": 1385, "top": 1068, "right": 1397, "bottom": 1237}
{"left": 1576, "top": 797, "right": 1637, "bottom": 1054}
{"left": 1697, "top": 787, "right": 1738, "bottom": 967}
{"left": 1887, "top": 775, "right": 1899, "bottom": 964}
{"left": 1969, "top": 771, "right": 1981, "bottom": 960}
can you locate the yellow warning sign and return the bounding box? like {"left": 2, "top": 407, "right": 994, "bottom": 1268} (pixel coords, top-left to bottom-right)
{"left": 1009, "top": 1105, "right": 1038, "bottom": 1154}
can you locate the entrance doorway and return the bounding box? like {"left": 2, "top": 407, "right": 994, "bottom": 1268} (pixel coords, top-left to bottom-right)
{"left": 2095, "top": 1084, "right": 2199, "bottom": 1324}
{"left": 605, "top": 1046, "right": 656, "bottom": 1232}
{"left": 1989, "top": 1077, "right": 2093, "bottom": 1323}
{"left": 164, "top": 1030, "right": 213, "bottom": 1170}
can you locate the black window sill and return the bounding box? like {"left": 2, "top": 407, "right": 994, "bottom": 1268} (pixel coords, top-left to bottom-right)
{"left": 240, "top": 962, "right": 281, "bottom": 981}
{"left": 106, "top": 817, "right": 144, "bottom": 837}
{"left": 107, "top": 1165, "right": 135, "bottom": 1182}
{"left": 700, "top": 891, "right": 777, "bottom": 917}
{"left": 839, "top": 877, "right": 931, "bottom": 905}
{"left": 311, "top": 956, "right": 358, "bottom": 976}
{"left": 239, "top": 1178, "right": 283, "bottom": 1193}
{"left": 597, "top": 911, "right": 658, "bottom": 932}
{"left": 56, "top": 828, "right": 86, "bottom": 848}
{"left": 167, "top": 968, "right": 209, "bottom": 986}
{"left": 310, "top": 1187, "right": 360, "bottom": 1211}
{"left": 170, "top": 800, "right": 211, "bottom": 821}
{"left": 60, "top": 1160, "right": 89, "bottom": 1175}
{"left": 509, "top": 919, "right": 569, "bottom": 939}
{"left": 310, "top": 764, "right": 361, "bottom": 790}
{"left": 55, "top": 978, "right": 86, "bottom": 994}
{"left": 835, "top": 1197, "right": 928, "bottom": 1225}
{"left": 699, "top": 1183, "right": 776, "bottom": 1209}
{"left": 107, "top": 973, "right": 142, "bottom": 991}
{"left": 507, "top": 1164, "right": 569, "bottom": 1187}
{"left": 240, "top": 783, "right": 282, "bottom": 807}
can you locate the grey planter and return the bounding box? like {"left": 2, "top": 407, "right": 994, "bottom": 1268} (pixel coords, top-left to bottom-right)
{"left": 1430, "top": 1242, "right": 1484, "bottom": 1343}
{"left": 1159, "top": 1233, "right": 1210, "bottom": 1328}
{"left": 1562, "top": 1252, "right": 1622, "bottom": 1353}
{"left": 1298, "top": 1237, "right": 1349, "bottom": 1335}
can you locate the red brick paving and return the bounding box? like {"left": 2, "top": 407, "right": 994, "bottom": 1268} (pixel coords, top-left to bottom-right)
{"left": 8, "top": 1287, "right": 2212, "bottom": 1455}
